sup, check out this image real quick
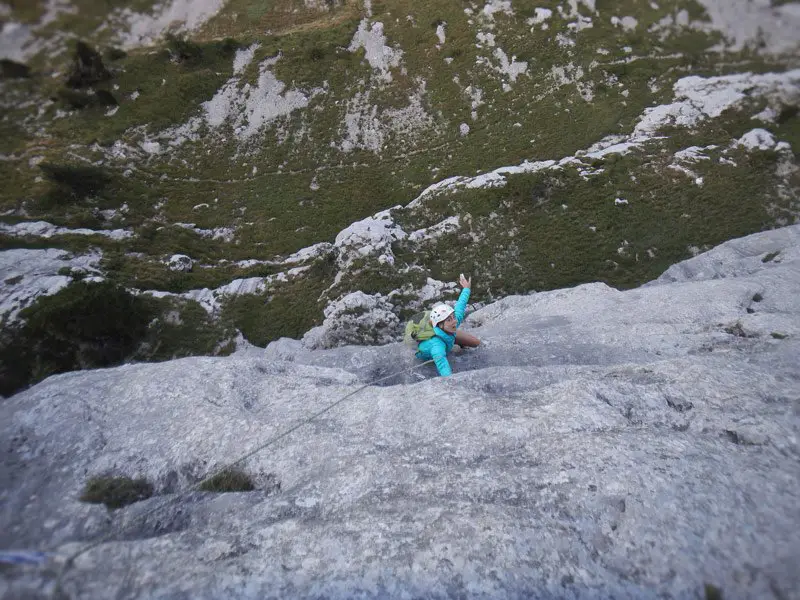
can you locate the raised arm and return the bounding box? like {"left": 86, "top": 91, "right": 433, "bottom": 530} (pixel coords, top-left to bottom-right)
{"left": 454, "top": 274, "right": 472, "bottom": 325}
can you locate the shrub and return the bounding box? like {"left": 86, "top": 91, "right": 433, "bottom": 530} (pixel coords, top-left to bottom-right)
{"left": 0, "top": 281, "right": 156, "bottom": 397}
{"left": 0, "top": 58, "right": 30, "bottom": 79}
{"left": 56, "top": 88, "right": 118, "bottom": 109}
{"left": 165, "top": 33, "right": 202, "bottom": 62}
{"left": 0, "top": 325, "right": 34, "bottom": 397}
{"left": 56, "top": 88, "right": 96, "bottom": 110}
{"left": 80, "top": 476, "right": 153, "bottom": 509}
{"left": 39, "top": 162, "right": 112, "bottom": 204}
{"left": 165, "top": 35, "right": 238, "bottom": 66}
{"left": 776, "top": 104, "right": 797, "bottom": 125}
{"left": 199, "top": 468, "right": 255, "bottom": 492}
{"left": 308, "top": 47, "right": 326, "bottom": 61}
{"left": 221, "top": 279, "right": 327, "bottom": 346}
{"left": 133, "top": 296, "right": 235, "bottom": 362}
{"left": 105, "top": 47, "right": 127, "bottom": 61}
{"left": 57, "top": 266, "right": 87, "bottom": 280}
{"left": 66, "top": 41, "right": 111, "bottom": 89}
{"left": 23, "top": 280, "right": 153, "bottom": 363}
{"left": 94, "top": 89, "right": 118, "bottom": 106}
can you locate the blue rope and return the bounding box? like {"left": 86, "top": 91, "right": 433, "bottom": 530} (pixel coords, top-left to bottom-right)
{"left": 0, "top": 551, "right": 50, "bottom": 566}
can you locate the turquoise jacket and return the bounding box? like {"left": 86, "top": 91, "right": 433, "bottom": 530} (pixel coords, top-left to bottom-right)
{"left": 415, "top": 287, "right": 471, "bottom": 377}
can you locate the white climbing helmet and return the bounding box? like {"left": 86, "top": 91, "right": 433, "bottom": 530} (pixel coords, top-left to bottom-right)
{"left": 429, "top": 303, "right": 455, "bottom": 326}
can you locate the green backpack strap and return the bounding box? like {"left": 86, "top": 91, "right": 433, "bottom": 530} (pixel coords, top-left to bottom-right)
{"left": 403, "top": 311, "right": 435, "bottom": 347}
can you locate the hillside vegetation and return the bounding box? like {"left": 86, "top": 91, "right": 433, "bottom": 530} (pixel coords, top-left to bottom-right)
{"left": 1, "top": 0, "right": 799, "bottom": 394}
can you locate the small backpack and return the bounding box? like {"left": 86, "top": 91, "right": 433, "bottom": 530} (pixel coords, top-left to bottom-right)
{"left": 403, "top": 311, "right": 436, "bottom": 347}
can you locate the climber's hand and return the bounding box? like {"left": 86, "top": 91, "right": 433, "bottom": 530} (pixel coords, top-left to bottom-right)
{"left": 459, "top": 273, "right": 471, "bottom": 289}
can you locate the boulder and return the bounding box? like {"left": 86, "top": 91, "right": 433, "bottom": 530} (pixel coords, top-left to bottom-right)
{"left": 302, "top": 290, "right": 400, "bottom": 349}
{"left": 167, "top": 254, "right": 193, "bottom": 272}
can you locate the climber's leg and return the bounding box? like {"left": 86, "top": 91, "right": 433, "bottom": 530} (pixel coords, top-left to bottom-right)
{"left": 455, "top": 330, "right": 480, "bottom": 348}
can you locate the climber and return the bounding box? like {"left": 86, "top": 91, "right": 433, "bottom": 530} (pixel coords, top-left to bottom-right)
{"left": 406, "top": 273, "right": 480, "bottom": 376}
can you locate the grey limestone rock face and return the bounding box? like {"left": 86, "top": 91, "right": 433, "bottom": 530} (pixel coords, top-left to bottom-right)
{"left": 1, "top": 226, "right": 799, "bottom": 599}
{"left": 650, "top": 225, "right": 800, "bottom": 284}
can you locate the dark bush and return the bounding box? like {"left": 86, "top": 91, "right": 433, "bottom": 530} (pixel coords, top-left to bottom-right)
{"left": 132, "top": 297, "right": 235, "bottom": 362}
{"left": 56, "top": 88, "right": 95, "bottom": 109}
{"left": 165, "top": 33, "right": 201, "bottom": 62}
{"left": 66, "top": 41, "right": 111, "bottom": 88}
{"left": 39, "top": 162, "right": 112, "bottom": 203}
{"left": 81, "top": 476, "right": 154, "bottom": 509}
{"left": 23, "top": 280, "right": 153, "bottom": 364}
{"left": 776, "top": 105, "right": 797, "bottom": 125}
{"left": 0, "top": 58, "right": 31, "bottom": 79}
{"left": 199, "top": 468, "right": 255, "bottom": 492}
{"left": 56, "top": 88, "right": 117, "bottom": 110}
{"left": 164, "top": 34, "right": 239, "bottom": 66}
{"left": 94, "top": 89, "right": 118, "bottom": 106}
{"left": 0, "top": 325, "right": 35, "bottom": 398}
{"left": 308, "top": 47, "right": 326, "bottom": 61}
{"left": 0, "top": 281, "right": 156, "bottom": 397}
{"left": 220, "top": 37, "right": 239, "bottom": 54}
{"left": 106, "top": 47, "right": 127, "bottom": 61}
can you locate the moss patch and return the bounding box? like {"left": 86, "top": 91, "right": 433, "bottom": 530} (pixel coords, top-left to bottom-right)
{"left": 704, "top": 583, "right": 724, "bottom": 600}
{"left": 80, "top": 475, "right": 154, "bottom": 509}
{"left": 198, "top": 468, "right": 255, "bottom": 492}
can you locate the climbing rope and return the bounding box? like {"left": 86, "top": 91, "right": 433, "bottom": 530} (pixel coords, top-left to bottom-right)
{"left": 51, "top": 358, "right": 435, "bottom": 596}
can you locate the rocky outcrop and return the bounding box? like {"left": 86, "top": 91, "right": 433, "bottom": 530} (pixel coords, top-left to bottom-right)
{"left": 302, "top": 290, "right": 400, "bottom": 349}
{"left": 167, "top": 254, "right": 193, "bottom": 272}
{"left": 1, "top": 226, "right": 798, "bottom": 599}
